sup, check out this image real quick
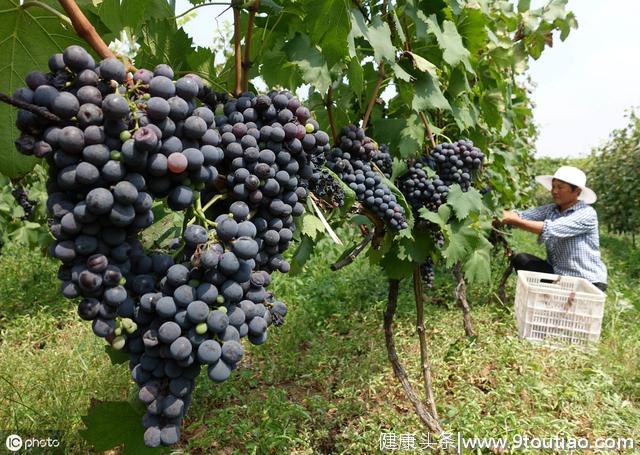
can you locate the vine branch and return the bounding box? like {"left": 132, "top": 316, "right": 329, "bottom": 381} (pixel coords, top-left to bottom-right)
{"left": 453, "top": 262, "right": 475, "bottom": 337}
{"left": 233, "top": 5, "right": 242, "bottom": 97}
{"left": 0, "top": 92, "right": 62, "bottom": 123}
{"left": 325, "top": 86, "right": 338, "bottom": 145}
{"left": 58, "top": 0, "right": 115, "bottom": 60}
{"left": 330, "top": 230, "right": 374, "bottom": 271}
{"left": 413, "top": 266, "right": 439, "bottom": 419}
{"left": 384, "top": 279, "right": 443, "bottom": 434}
{"left": 362, "top": 61, "right": 385, "bottom": 130}
{"left": 242, "top": 0, "right": 260, "bottom": 92}
{"left": 419, "top": 112, "right": 437, "bottom": 149}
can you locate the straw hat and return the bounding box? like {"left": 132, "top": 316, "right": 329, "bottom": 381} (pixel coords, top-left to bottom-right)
{"left": 534, "top": 166, "right": 597, "bottom": 204}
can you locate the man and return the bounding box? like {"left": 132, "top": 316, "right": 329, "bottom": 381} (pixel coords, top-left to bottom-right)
{"left": 501, "top": 166, "right": 608, "bottom": 292}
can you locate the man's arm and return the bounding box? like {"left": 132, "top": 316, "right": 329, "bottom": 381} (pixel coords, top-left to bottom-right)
{"left": 502, "top": 210, "right": 544, "bottom": 234}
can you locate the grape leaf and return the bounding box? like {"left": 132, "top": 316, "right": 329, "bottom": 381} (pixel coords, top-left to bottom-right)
{"left": 347, "top": 57, "right": 364, "bottom": 97}
{"left": 462, "top": 246, "right": 491, "bottom": 283}
{"left": 136, "top": 19, "right": 196, "bottom": 72}
{"left": 366, "top": 16, "right": 396, "bottom": 63}
{"left": 301, "top": 213, "right": 325, "bottom": 239}
{"left": 283, "top": 33, "right": 331, "bottom": 94}
{"left": 401, "top": 51, "right": 437, "bottom": 76}
{"left": 304, "top": 0, "right": 350, "bottom": 67}
{"left": 79, "top": 401, "right": 162, "bottom": 454}
{"left": 0, "top": 0, "right": 84, "bottom": 178}
{"left": 289, "top": 234, "right": 314, "bottom": 275}
{"left": 412, "top": 73, "right": 451, "bottom": 112}
{"left": 446, "top": 184, "right": 484, "bottom": 220}
{"left": 398, "top": 114, "right": 425, "bottom": 158}
{"left": 425, "top": 15, "right": 473, "bottom": 72}
{"left": 380, "top": 250, "right": 414, "bottom": 279}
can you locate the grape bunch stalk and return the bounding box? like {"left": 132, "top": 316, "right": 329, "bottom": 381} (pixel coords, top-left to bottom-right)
{"left": 10, "top": 44, "right": 329, "bottom": 448}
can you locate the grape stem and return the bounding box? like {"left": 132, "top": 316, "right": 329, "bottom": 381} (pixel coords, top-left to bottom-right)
{"left": 233, "top": 5, "right": 243, "bottom": 97}
{"left": 362, "top": 61, "right": 385, "bottom": 130}
{"left": 242, "top": 0, "right": 260, "bottom": 92}
{"left": 413, "top": 265, "right": 440, "bottom": 420}
{"left": 419, "top": 112, "right": 437, "bottom": 150}
{"left": 384, "top": 279, "right": 443, "bottom": 434}
{"left": 21, "top": 1, "right": 72, "bottom": 24}
{"left": 200, "top": 192, "right": 227, "bottom": 214}
{"left": 172, "top": 2, "right": 232, "bottom": 19}
{"left": 0, "top": 92, "right": 63, "bottom": 123}
{"left": 330, "top": 230, "right": 373, "bottom": 271}
{"left": 57, "top": 0, "right": 117, "bottom": 61}
{"left": 325, "top": 86, "right": 338, "bottom": 145}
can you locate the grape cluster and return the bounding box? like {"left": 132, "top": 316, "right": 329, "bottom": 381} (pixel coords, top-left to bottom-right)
{"left": 326, "top": 125, "right": 408, "bottom": 230}
{"left": 309, "top": 169, "right": 345, "bottom": 208}
{"left": 420, "top": 257, "right": 435, "bottom": 289}
{"left": 10, "top": 45, "right": 318, "bottom": 448}
{"left": 11, "top": 186, "right": 36, "bottom": 219}
{"left": 198, "top": 90, "right": 332, "bottom": 272}
{"left": 125, "top": 202, "right": 287, "bottom": 446}
{"left": 372, "top": 143, "right": 393, "bottom": 179}
{"left": 429, "top": 140, "right": 484, "bottom": 191}
{"left": 398, "top": 158, "right": 450, "bottom": 212}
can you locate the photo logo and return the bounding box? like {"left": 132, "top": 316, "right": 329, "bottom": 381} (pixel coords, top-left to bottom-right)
{"left": 5, "top": 434, "right": 23, "bottom": 452}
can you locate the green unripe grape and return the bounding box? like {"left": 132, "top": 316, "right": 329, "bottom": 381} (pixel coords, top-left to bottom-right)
{"left": 142, "top": 93, "right": 151, "bottom": 100}
{"left": 188, "top": 279, "right": 200, "bottom": 287}
{"left": 216, "top": 296, "right": 225, "bottom": 305}
{"left": 217, "top": 305, "right": 227, "bottom": 313}
{"left": 110, "top": 150, "right": 121, "bottom": 161}
{"left": 195, "top": 322, "right": 208, "bottom": 335}
{"left": 305, "top": 123, "right": 315, "bottom": 133}
{"left": 194, "top": 182, "right": 205, "bottom": 191}
{"left": 112, "top": 335, "right": 126, "bottom": 350}
{"left": 119, "top": 277, "right": 127, "bottom": 285}
{"left": 125, "top": 321, "right": 138, "bottom": 334}
{"left": 119, "top": 130, "right": 131, "bottom": 142}
{"left": 114, "top": 327, "right": 122, "bottom": 336}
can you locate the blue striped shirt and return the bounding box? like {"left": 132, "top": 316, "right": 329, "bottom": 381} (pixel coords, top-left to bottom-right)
{"left": 515, "top": 201, "right": 607, "bottom": 284}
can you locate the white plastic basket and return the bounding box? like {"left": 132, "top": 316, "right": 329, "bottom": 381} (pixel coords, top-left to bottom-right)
{"left": 514, "top": 271, "right": 606, "bottom": 346}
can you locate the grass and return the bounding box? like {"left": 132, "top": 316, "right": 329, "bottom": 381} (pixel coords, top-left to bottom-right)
{"left": 0, "top": 229, "right": 638, "bottom": 454}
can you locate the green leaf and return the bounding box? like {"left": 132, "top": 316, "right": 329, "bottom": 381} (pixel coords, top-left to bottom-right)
{"left": 79, "top": 401, "right": 161, "bottom": 454}
{"left": 442, "top": 228, "right": 471, "bottom": 267}
{"left": 380, "top": 251, "right": 414, "bottom": 279}
{"left": 365, "top": 16, "right": 396, "bottom": 63}
{"left": 457, "top": 6, "right": 488, "bottom": 55}
{"left": 447, "top": 67, "right": 470, "bottom": 98}
{"left": 304, "top": 0, "right": 350, "bottom": 67}
{"left": 462, "top": 246, "right": 492, "bottom": 283}
{"left": 480, "top": 89, "right": 505, "bottom": 129}
{"left": 290, "top": 235, "right": 314, "bottom": 275}
{"left": 390, "top": 158, "right": 408, "bottom": 183}
{"left": 104, "top": 345, "right": 129, "bottom": 365}
{"left": 370, "top": 118, "right": 405, "bottom": 153}
{"left": 425, "top": 15, "right": 473, "bottom": 72}
{"left": 398, "top": 114, "right": 425, "bottom": 158}
{"left": 0, "top": 0, "right": 84, "bottom": 177}
{"left": 518, "top": 0, "right": 531, "bottom": 13}
{"left": 403, "top": 0, "right": 429, "bottom": 39}
{"left": 412, "top": 73, "right": 451, "bottom": 112}
{"left": 348, "top": 57, "right": 364, "bottom": 97}
{"left": 136, "top": 19, "right": 197, "bottom": 72}
{"left": 401, "top": 51, "right": 437, "bottom": 76}
{"left": 446, "top": 184, "right": 484, "bottom": 220}
{"left": 283, "top": 33, "right": 331, "bottom": 94}
{"left": 419, "top": 208, "right": 444, "bottom": 227}
{"left": 301, "top": 213, "right": 325, "bottom": 239}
